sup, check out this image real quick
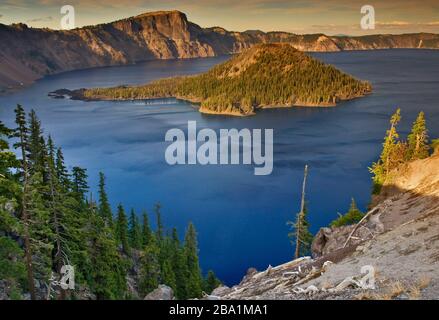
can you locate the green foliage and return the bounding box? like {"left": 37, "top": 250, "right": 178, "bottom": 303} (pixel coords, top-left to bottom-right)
{"left": 1, "top": 106, "right": 218, "bottom": 300}
{"left": 0, "top": 237, "right": 27, "bottom": 294}
{"left": 115, "top": 204, "right": 130, "bottom": 255}
{"left": 141, "top": 210, "right": 152, "bottom": 246}
{"left": 330, "top": 198, "right": 364, "bottom": 227}
{"left": 161, "top": 260, "right": 177, "bottom": 293}
{"left": 287, "top": 204, "right": 313, "bottom": 257}
{"left": 170, "top": 228, "right": 189, "bottom": 299}
{"left": 370, "top": 110, "right": 433, "bottom": 194}
{"left": 154, "top": 202, "right": 164, "bottom": 242}
{"left": 71, "top": 166, "right": 88, "bottom": 202}
{"left": 406, "top": 111, "right": 430, "bottom": 160}
{"left": 128, "top": 209, "right": 143, "bottom": 250}
{"left": 87, "top": 212, "right": 127, "bottom": 299}
{"left": 432, "top": 139, "right": 439, "bottom": 153}
{"left": 83, "top": 44, "right": 371, "bottom": 114}
{"left": 204, "top": 270, "right": 222, "bottom": 294}
{"left": 98, "top": 172, "right": 113, "bottom": 228}
{"left": 184, "top": 223, "right": 203, "bottom": 298}
{"left": 370, "top": 109, "right": 404, "bottom": 193}
{"left": 139, "top": 236, "right": 160, "bottom": 296}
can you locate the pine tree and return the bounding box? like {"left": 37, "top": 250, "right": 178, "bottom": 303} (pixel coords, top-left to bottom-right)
{"left": 287, "top": 204, "right": 313, "bottom": 257}
{"left": 45, "top": 134, "right": 70, "bottom": 299}
{"left": 27, "top": 170, "right": 54, "bottom": 291}
{"left": 141, "top": 210, "right": 152, "bottom": 246}
{"left": 98, "top": 172, "right": 113, "bottom": 228}
{"left": 87, "top": 210, "right": 127, "bottom": 299}
{"left": 170, "top": 228, "right": 188, "bottom": 299}
{"left": 13, "top": 104, "right": 36, "bottom": 299}
{"left": 55, "top": 147, "right": 70, "bottom": 190}
{"left": 370, "top": 108, "right": 403, "bottom": 193}
{"left": 204, "top": 270, "right": 221, "bottom": 294}
{"left": 71, "top": 166, "right": 88, "bottom": 203}
{"left": 27, "top": 110, "right": 45, "bottom": 175}
{"left": 115, "top": 204, "right": 130, "bottom": 255}
{"left": 330, "top": 198, "right": 364, "bottom": 227}
{"left": 128, "top": 209, "right": 142, "bottom": 250}
{"left": 407, "top": 111, "right": 430, "bottom": 160}
{"left": 184, "top": 223, "right": 203, "bottom": 298}
{"left": 139, "top": 235, "right": 161, "bottom": 296}
{"left": 154, "top": 203, "right": 164, "bottom": 243}
{"left": 161, "top": 259, "right": 177, "bottom": 293}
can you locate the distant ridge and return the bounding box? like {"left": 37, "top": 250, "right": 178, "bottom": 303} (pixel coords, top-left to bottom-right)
{"left": 1, "top": 10, "right": 439, "bottom": 93}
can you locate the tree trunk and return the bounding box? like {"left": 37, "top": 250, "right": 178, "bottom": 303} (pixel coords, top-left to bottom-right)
{"left": 295, "top": 165, "right": 308, "bottom": 259}
{"left": 18, "top": 132, "right": 36, "bottom": 300}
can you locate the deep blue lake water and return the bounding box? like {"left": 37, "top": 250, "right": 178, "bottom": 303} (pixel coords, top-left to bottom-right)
{"left": 1, "top": 50, "right": 438, "bottom": 285}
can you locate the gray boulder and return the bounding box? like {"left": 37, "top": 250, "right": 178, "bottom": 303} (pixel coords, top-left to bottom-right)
{"left": 144, "top": 285, "right": 174, "bottom": 300}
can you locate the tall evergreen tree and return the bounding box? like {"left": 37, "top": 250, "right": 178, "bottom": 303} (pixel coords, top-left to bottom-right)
{"left": 370, "top": 108, "right": 404, "bottom": 192}
{"left": 161, "top": 259, "right": 177, "bottom": 293}
{"left": 183, "top": 223, "right": 203, "bottom": 298}
{"left": 139, "top": 235, "right": 160, "bottom": 296}
{"left": 407, "top": 111, "right": 430, "bottom": 160}
{"left": 154, "top": 203, "right": 164, "bottom": 243}
{"left": 128, "top": 209, "right": 142, "bottom": 250}
{"left": 72, "top": 166, "right": 89, "bottom": 203}
{"left": 141, "top": 210, "right": 152, "bottom": 246}
{"left": 13, "top": 104, "right": 36, "bottom": 299}
{"left": 170, "top": 228, "right": 188, "bottom": 299}
{"left": 87, "top": 210, "right": 127, "bottom": 299}
{"left": 27, "top": 110, "right": 45, "bottom": 175}
{"left": 115, "top": 204, "right": 130, "bottom": 255}
{"left": 98, "top": 172, "right": 113, "bottom": 228}
{"left": 44, "top": 134, "right": 70, "bottom": 299}
{"left": 55, "top": 147, "right": 70, "bottom": 189}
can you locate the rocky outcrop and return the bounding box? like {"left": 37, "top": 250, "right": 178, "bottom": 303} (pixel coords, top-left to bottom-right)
{"left": 2, "top": 10, "right": 439, "bottom": 93}
{"left": 144, "top": 285, "right": 174, "bottom": 300}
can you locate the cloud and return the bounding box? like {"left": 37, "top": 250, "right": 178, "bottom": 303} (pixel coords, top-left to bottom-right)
{"left": 27, "top": 15, "right": 53, "bottom": 22}
{"left": 375, "top": 20, "right": 439, "bottom": 29}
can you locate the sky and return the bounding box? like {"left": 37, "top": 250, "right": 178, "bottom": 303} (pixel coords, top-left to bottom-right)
{"left": 1, "top": 0, "right": 439, "bottom": 35}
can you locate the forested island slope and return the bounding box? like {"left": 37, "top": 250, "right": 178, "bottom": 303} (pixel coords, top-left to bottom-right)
{"left": 1, "top": 10, "right": 439, "bottom": 93}
{"left": 69, "top": 43, "right": 372, "bottom": 116}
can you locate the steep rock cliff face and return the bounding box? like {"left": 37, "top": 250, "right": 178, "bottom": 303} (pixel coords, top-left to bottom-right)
{"left": 1, "top": 10, "right": 439, "bottom": 92}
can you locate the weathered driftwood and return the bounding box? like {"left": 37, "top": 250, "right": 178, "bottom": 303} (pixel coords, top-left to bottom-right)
{"left": 343, "top": 207, "right": 379, "bottom": 248}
